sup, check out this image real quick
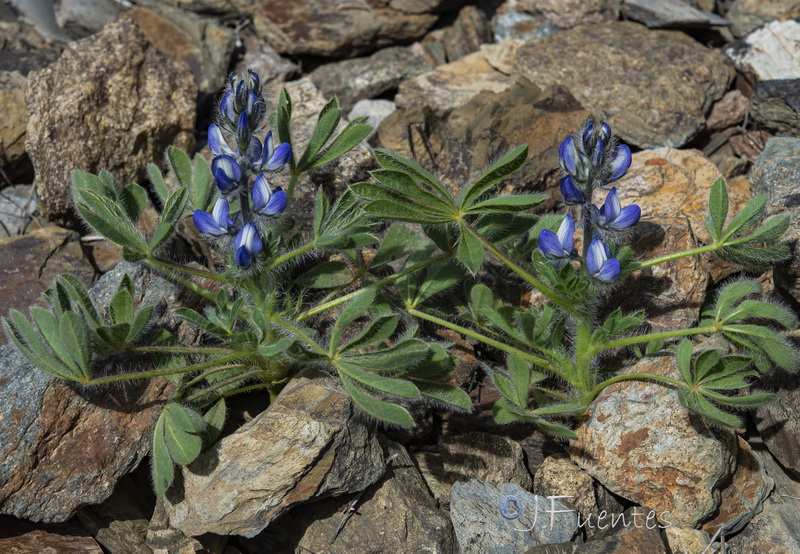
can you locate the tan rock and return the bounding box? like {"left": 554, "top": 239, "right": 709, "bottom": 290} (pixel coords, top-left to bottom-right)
{"left": 514, "top": 0, "right": 621, "bottom": 29}
{"left": 664, "top": 526, "right": 712, "bottom": 554}
{"left": 570, "top": 356, "right": 738, "bottom": 528}
{"left": 706, "top": 90, "right": 748, "bottom": 131}
{"left": 440, "top": 431, "right": 533, "bottom": 490}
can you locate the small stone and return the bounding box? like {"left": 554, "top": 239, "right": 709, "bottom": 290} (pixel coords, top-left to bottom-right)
{"left": 164, "top": 368, "right": 385, "bottom": 538}
{"left": 515, "top": 22, "right": 733, "bottom": 148}
{"left": 721, "top": 0, "right": 800, "bottom": 38}
{"left": 621, "top": 0, "right": 731, "bottom": 28}
{"left": 442, "top": 4, "right": 492, "bottom": 62}
{"left": 725, "top": 20, "right": 800, "bottom": 80}
{"left": 25, "top": 16, "right": 196, "bottom": 224}
{"left": 53, "top": 0, "right": 125, "bottom": 38}
{"left": 0, "top": 516, "right": 103, "bottom": 552}
{"left": 242, "top": 0, "right": 438, "bottom": 57}
{"left": 0, "top": 71, "right": 29, "bottom": 173}
{"left": 348, "top": 99, "right": 397, "bottom": 144}
{"left": 514, "top": 0, "right": 621, "bottom": 29}
{"left": 493, "top": 13, "right": 557, "bottom": 42}
{"left": 664, "top": 527, "right": 711, "bottom": 554}
{"left": 751, "top": 79, "right": 800, "bottom": 137}
{"left": 310, "top": 46, "right": 433, "bottom": 110}
{"left": 450, "top": 480, "right": 578, "bottom": 553}
{"left": 440, "top": 432, "right": 533, "bottom": 490}
{"left": 570, "top": 356, "right": 738, "bottom": 528}
{"left": 0, "top": 184, "right": 36, "bottom": 237}
{"left": 233, "top": 34, "right": 299, "bottom": 86}
{"left": 706, "top": 89, "right": 749, "bottom": 131}
{"left": 729, "top": 130, "right": 773, "bottom": 160}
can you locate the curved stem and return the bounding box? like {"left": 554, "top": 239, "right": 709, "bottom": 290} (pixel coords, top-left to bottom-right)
{"left": 600, "top": 325, "right": 719, "bottom": 353}
{"left": 144, "top": 259, "right": 222, "bottom": 304}
{"left": 181, "top": 369, "right": 264, "bottom": 404}
{"left": 84, "top": 352, "right": 248, "bottom": 386}
{"left": 463, "top": 222, "right": 571, "bottom": 311}
{"left": 183, "top": 363, "right": 248, "bottom": 389}
{"left": 633, "top": 243, "right": 720, "bottom": 272}
{"left": 126, "top": 345, "right": 236, "bottom": 355}
{"left": 267, "top": 240, "right": 317, "bottom": 271}
{"left": 298, "top": 253, "right": 448, "bottom": 321}
{"left": 407, "top": 308, "right": 571, "bottom": 383}
{"left": 268, "top": 313, "right": 327, "bottom": 356}
{"left": 585, "top": 372, "right": 690, "bottom": 405}
{"left": 148, "top": 257, "right": 229, "bottom": 283}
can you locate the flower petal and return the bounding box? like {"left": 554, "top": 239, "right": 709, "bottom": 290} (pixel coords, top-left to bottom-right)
{"left": 559, "top": 175, "right": 585, "bottom": 204}
{"left": 251, "top": 174, "right": 271, "bottom": 212}
{"left": 266, "top": 142, "right": 292, "bottom": 171}
{"left": 557, "top": 214, "right": 575, "bottom": 253}
{"left": 613, "top": 204, "right": 641, "bottom": 229}
{"left": 262, "top": 187, "right": 287, "bottom": 216}
{"left": 193, "top": 210, "right": 225, "bottom": 235}
{"left": 207, "top": 124, "right": 232, "bottom": 156}
{"left": 211, "top": 196, "right": 229, "bottom": 227}
{"left": 260, "top": 131, "right": 274, "bottom": 168}
{"left": 212, "top": 155, "right": 242, "bottom": 183}
{"left": 596, "top": 257, "right": 620, "bottom": 282}
{"left": 235, "top": 245, "right": 252, "bottom": 267}
{"left": 602, "top": 187, "right": 621, "bottom": 221}
{"left": 586, "top": 237, "right": 609, "bottom": 275}
{"left": 559, "top": 136, "right": 577, "bottom": 174}
{"left": 538, "top": 229, "right": 567, "bottom": 258}
{"left": 609, "top": 144, "right": 632, "bottom": 180}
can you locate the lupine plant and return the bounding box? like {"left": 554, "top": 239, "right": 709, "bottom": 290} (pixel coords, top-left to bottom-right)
{"left": 4, "top": 71, "right": 798, "bottom": 495}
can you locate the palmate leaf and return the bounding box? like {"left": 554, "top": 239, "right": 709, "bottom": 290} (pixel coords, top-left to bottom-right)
{"left": 202, "top": 398, "right": 227, "bottom": 448}
{"left": 330, "top": 288, "right": 376, "bottom": 349}
{"left": 464, "top": 194, "right": 547, "bottom": 215}
{"left": 491, "top": 398, "right": 578, "bottom": 439}
{"left": 335, "top": 362, "right": 421, "bottom": 399}
{"left": 308, "top": 116, "right": 372, "bottom": 169}
{"left": 147, "top": 162, "right": 171, "bottom": 205}
{"left": 4, "top": 310, "right": 82, "bottom": 381}
{"left": 457, "top": 144, "right": 528, "bottom": 210}
{"left": 340, "top": 315, "right": 399, "bottom": 353}
{"left": 162, "top": 404, "right": 204, "bottom": 466}
{"left": 706, "top": 177, "right": 729, "bottom": 242}
{"left": 456, "top": 222, "right": 484, "bottom": 275}
{"left": 343, "top": 339, "right": 430, "bottom": 371}
{"left": 371, "top": 226, "right": 423, "bottom": 267}
{"left": 414, "top": 382, "right": 472, "bottom": 411}
{"left": 295, "top": 261, "right": 353, "bottom": 289}
{"left": 340, "top": 374, "right": 415, "bottom": 427}
{"left": 192, "top": 154, "right": 212, "bottom": 211}
{"left": 297, "top": 96, "right": 342, "bottom": 171}
{"left": 120, "top": 183, "right": 148, "bottom": 223}
{"left": 373, "top": 149, "right": 453, "bottom": 203}
{"left": 152, "top": 412, "right": 175, "bottom": 495}
{"left": 411, "top": 259, "right": 465, "bottom": 306}
{"left": 166, "top": 146, "right": 193, "bottom": 190}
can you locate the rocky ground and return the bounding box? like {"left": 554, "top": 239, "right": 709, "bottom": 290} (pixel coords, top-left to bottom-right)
{"left": 1, "top": 0, "right": 800, "bottom": 552}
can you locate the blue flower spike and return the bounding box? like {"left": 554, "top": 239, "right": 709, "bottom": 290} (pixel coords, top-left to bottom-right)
{"left": 193, "top": 196, "right": 232, "bottom": 236}
{"left": 559, "top": 136, "right": 578, "bottom": 174}
{"left": 234, "top": 222, "right": 263, "bottom": 268}
{"left": 207, "top": 124, "right": 233, "bottom": 156}
{"left": 608, "top": 144, "right": 632, "bottom": 181}
{"left": 538, "top": 214, "right": 575, "bottom": 259}
{"left": 560, "top": 175, "right": 585, "bottom": 204}
{"left": 211, "top": 154, "right": 242, "bottom": 193}
{"left": 586, "top": 237, "right": 620, "bottom": 282}
{"left": 258, "top": 131, "right": 293, "bottom": 172}
{"left": 252, "top": 174, "right": 287, "bottom": 216}
{"left": 598, "top": 187, "right": 641, "bottom": 229}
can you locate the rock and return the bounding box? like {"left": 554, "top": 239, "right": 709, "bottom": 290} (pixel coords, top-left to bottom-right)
{"left": 701, "top": 436, "right": 773, "bottom": 536}
{"left": 515, "top": 21, "right": 733, "bottom": 148}
{"left": 440, "top": 432, "right": 533, "bottom": 490}
{"left": 25, "top": 16, "right": 196, "bottom": 224}
{"left": 569, "top": 356, "right": 738, "bottom": 528}
{"left": 725, "top": 20, "right": 800, "bottom": 81}
{"left": 233, "top": 34, "right": 299, "bottom": 86}
{"left": 148, "top": 498, "right": 224, "bottom": 554}
{"left": 0, "top": 71, "right": 29, "bottom": 175}
{"left": 730, "top": 130, "right": 773, "bottom": 160}
{"left": 706, "top": 89, "right": 749, "bottom": 131}
{"left": 411, "top": 450, "right": 452, "bottom": 506}
{"left": 242, "top": 0, "right": 438, "bottom": 57}
{"left": 255, "top": 438, "right": 457, "bottom": 553}
{"left": 53, "top": 0, "right": 125, "bottom": 38}
{"left": 750, "top": 137, "right": 800, "bottom": 306}
{"left": 613, "top": 148, "right": 750, "bottom": 280}
{"left": 450, "top": 479, "right": 578, "bottom": 553}
{"left": 126, "top": 6, "right": 235, "bottom": 97}
{"left": 533, "top": 453, "right": 624, "bottom": 539}
{"left": 388, "top": 0, "right": 467, "bottom": 13}
{"left": 493, "top": 13, "right": 557, "bottom": 42}
{"left": 751, "top": 79, "right": 800, "bottom": 137}
{"left": 621, "top": 0, "right": 730, "bottom": 28}
{"left": 0, "top": 516, "right": 103, "bottom": 552}
{"left": 386, "top": 78, "right": 587, "bottom": 200}
{"left": 615, "top": 220, "right": 709, "bottom": 331}
{"left": 310, "top": 46, "right": 433, "bottom": 110}
{"left": 720, "top": 0, "right": 800, "bottom": 38}
{"left": 0, "top": 184, "right": 36, "bottom": 237}
{"left": 164, "top": 368, "right": 385, "bottom": 538}
{"left": 0, "top": 226, "right": 95, "bottom": 339}
{"left": 76, "top": 475, "right": 152, "bottom": 554}
{"left": 6, "top": 0, "right": 72, "bottom": 43}
{"left": 663, "top": 527, "right": 712, "bottom": 554}
{"left": 348, "top": 99, "right": 397, "bottom": 144}
{"left": 395, "top": 49, "right": 515, "bottom": 113}
{"left": 514, "top": 0, "right": 621, "bottom": 29}
{"left": 442, "top": 4, "right": 492, "bottom": 62}
{"left": 0, "top": 261, "right": 179, "bottom": 522}
{"left": 725, "top": 436, "right": 800, "bottom": 553}
{"left": 140, "top": 0, "right": 236, "bottom": 14}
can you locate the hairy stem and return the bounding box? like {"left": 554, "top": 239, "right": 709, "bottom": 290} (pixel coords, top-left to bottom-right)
{"left": 633, "top": 243, "right": 720, "bottom": 272}
{"left": 585, "top": 372, "right": 690, "bottom": 404}
{"left": 600, "top": 324, "right": 719, "bottom": 353}
{"left": 84, "top": 352, "right": 248, "bottom": 386}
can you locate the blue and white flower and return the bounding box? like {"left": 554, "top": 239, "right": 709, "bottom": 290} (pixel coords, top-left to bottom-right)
{"left": 252, "top": 174, "right": 287, "bottom": 216}
{"left": 208, "top": 123, "right": 233, "bottom": 156}
{"left": 608, "top": 144, "right": 632, "bottom": 181}
{"left": 193, "top": 196, "right": 233, "bottom": 236}
{"left": 586, "top": 237, "right": 620, "bottom": 282}
{"left": 559, "top": 175, "right": 585, "bottom": 204}
{"left": 596, "top": 187, "right": 640, "bottom": 229}
{"left": 254, "top": 131, "right": 292, "bottom": 172}
{"left": 538, "top": 214, "right": 575, "bottom": 259}
{"left": 234, "top": 222, "right": 262, "bottom": 268}
{"left": 211, "top": 154, "right": 242, "bottom": 193}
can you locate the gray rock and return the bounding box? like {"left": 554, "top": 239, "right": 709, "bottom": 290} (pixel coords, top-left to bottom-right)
{"left": 0, "top": 19, "right": 62, "bottom": 75}
{"left": 7, "top": 0, "right": 72, "bottom": 43}
{"left": 164, "top": 368, "right": 386, "bottom": 538}
{"left": 720, "top": 0, "right": 800, "bottom": 38}
{"left": 0, "top": 184, "right": 35, "bottom": 237}
{"left": 240, "top": 0, "right": 438, "bottom": 57}
{"left": 513, "top": 0, "right": 621, "bottom": 29}
{"left": 450, "top": 480, "right": 578, "bottom": 553}
{"left": 0, "top": 516, "right": 104, "bottom": 552}
{"left": 750, "top": 137, "right": 800, "bottom": 307}
{"left": 348, "top": 99, "right": 397, "bottom": 143}
{"left": 53, "top": 0, "right": 126, "bottom": 38}
{"left": 25, "top": 15, "right": 196, "bottom": 224}
{"left": 440, "top": 432, "right": 533, "bottom": 491}
{"left": 706, "top": 89, "right": 749, "bottom": 131}
{"left": 233, "top": 34, "right": 299, "bottom": 87}
{"left": 751, "top": 79, "right": 800, "bottom": 137}
{"left": 493, "top": 13, "right": 557, "bottom": 42}
{"left": 724, "top": 20, "right": 800, "bottom": 80}
{"left": 126, "top": 5, "right": 235, "bottom": 96}
{"left": 310, "top": 46, "right": 433, "bottom": 110}
{"left": 139, "top": 0, "right": 236, "bottom": 14}
{"left": 256, "top": 438, "right": 457, "bottom": 553}
{"left": 515, "top": 21, "right": 733, "bottom": 148}
{"left": 442, "top": 4, "right": 492, "bottom": 63}
{"left": 0, "top": 261, "right": 179, "bottom": 522}
{"left": 621, "top": 0, "right": 730, "bottom": 28}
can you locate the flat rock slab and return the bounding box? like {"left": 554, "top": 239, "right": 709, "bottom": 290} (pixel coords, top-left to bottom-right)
{"left": 621, "top": 0, "right": 730, "bottom": 28}
{"left": 165, "top": 369, "right": 385, "bottom": 538}
{"left": 242, "top": 0, "right": 437, "bottom": 57}
{"left": 725, "top": 20, "right": 800, "bottom": 81}
{"left": 0, "top": 262, "right": 179, "bottom": 522}
{"left": 26, "top": 15, "right": 196, "bottom": 223}
{"left": 450, "top": 480, "right": 578, "bottom": 553}
{"left": 570, "top": 357, "right": 737, "bottom": 528}
{"left": 514, "top": 21, "right": 732, "bottom": 148}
